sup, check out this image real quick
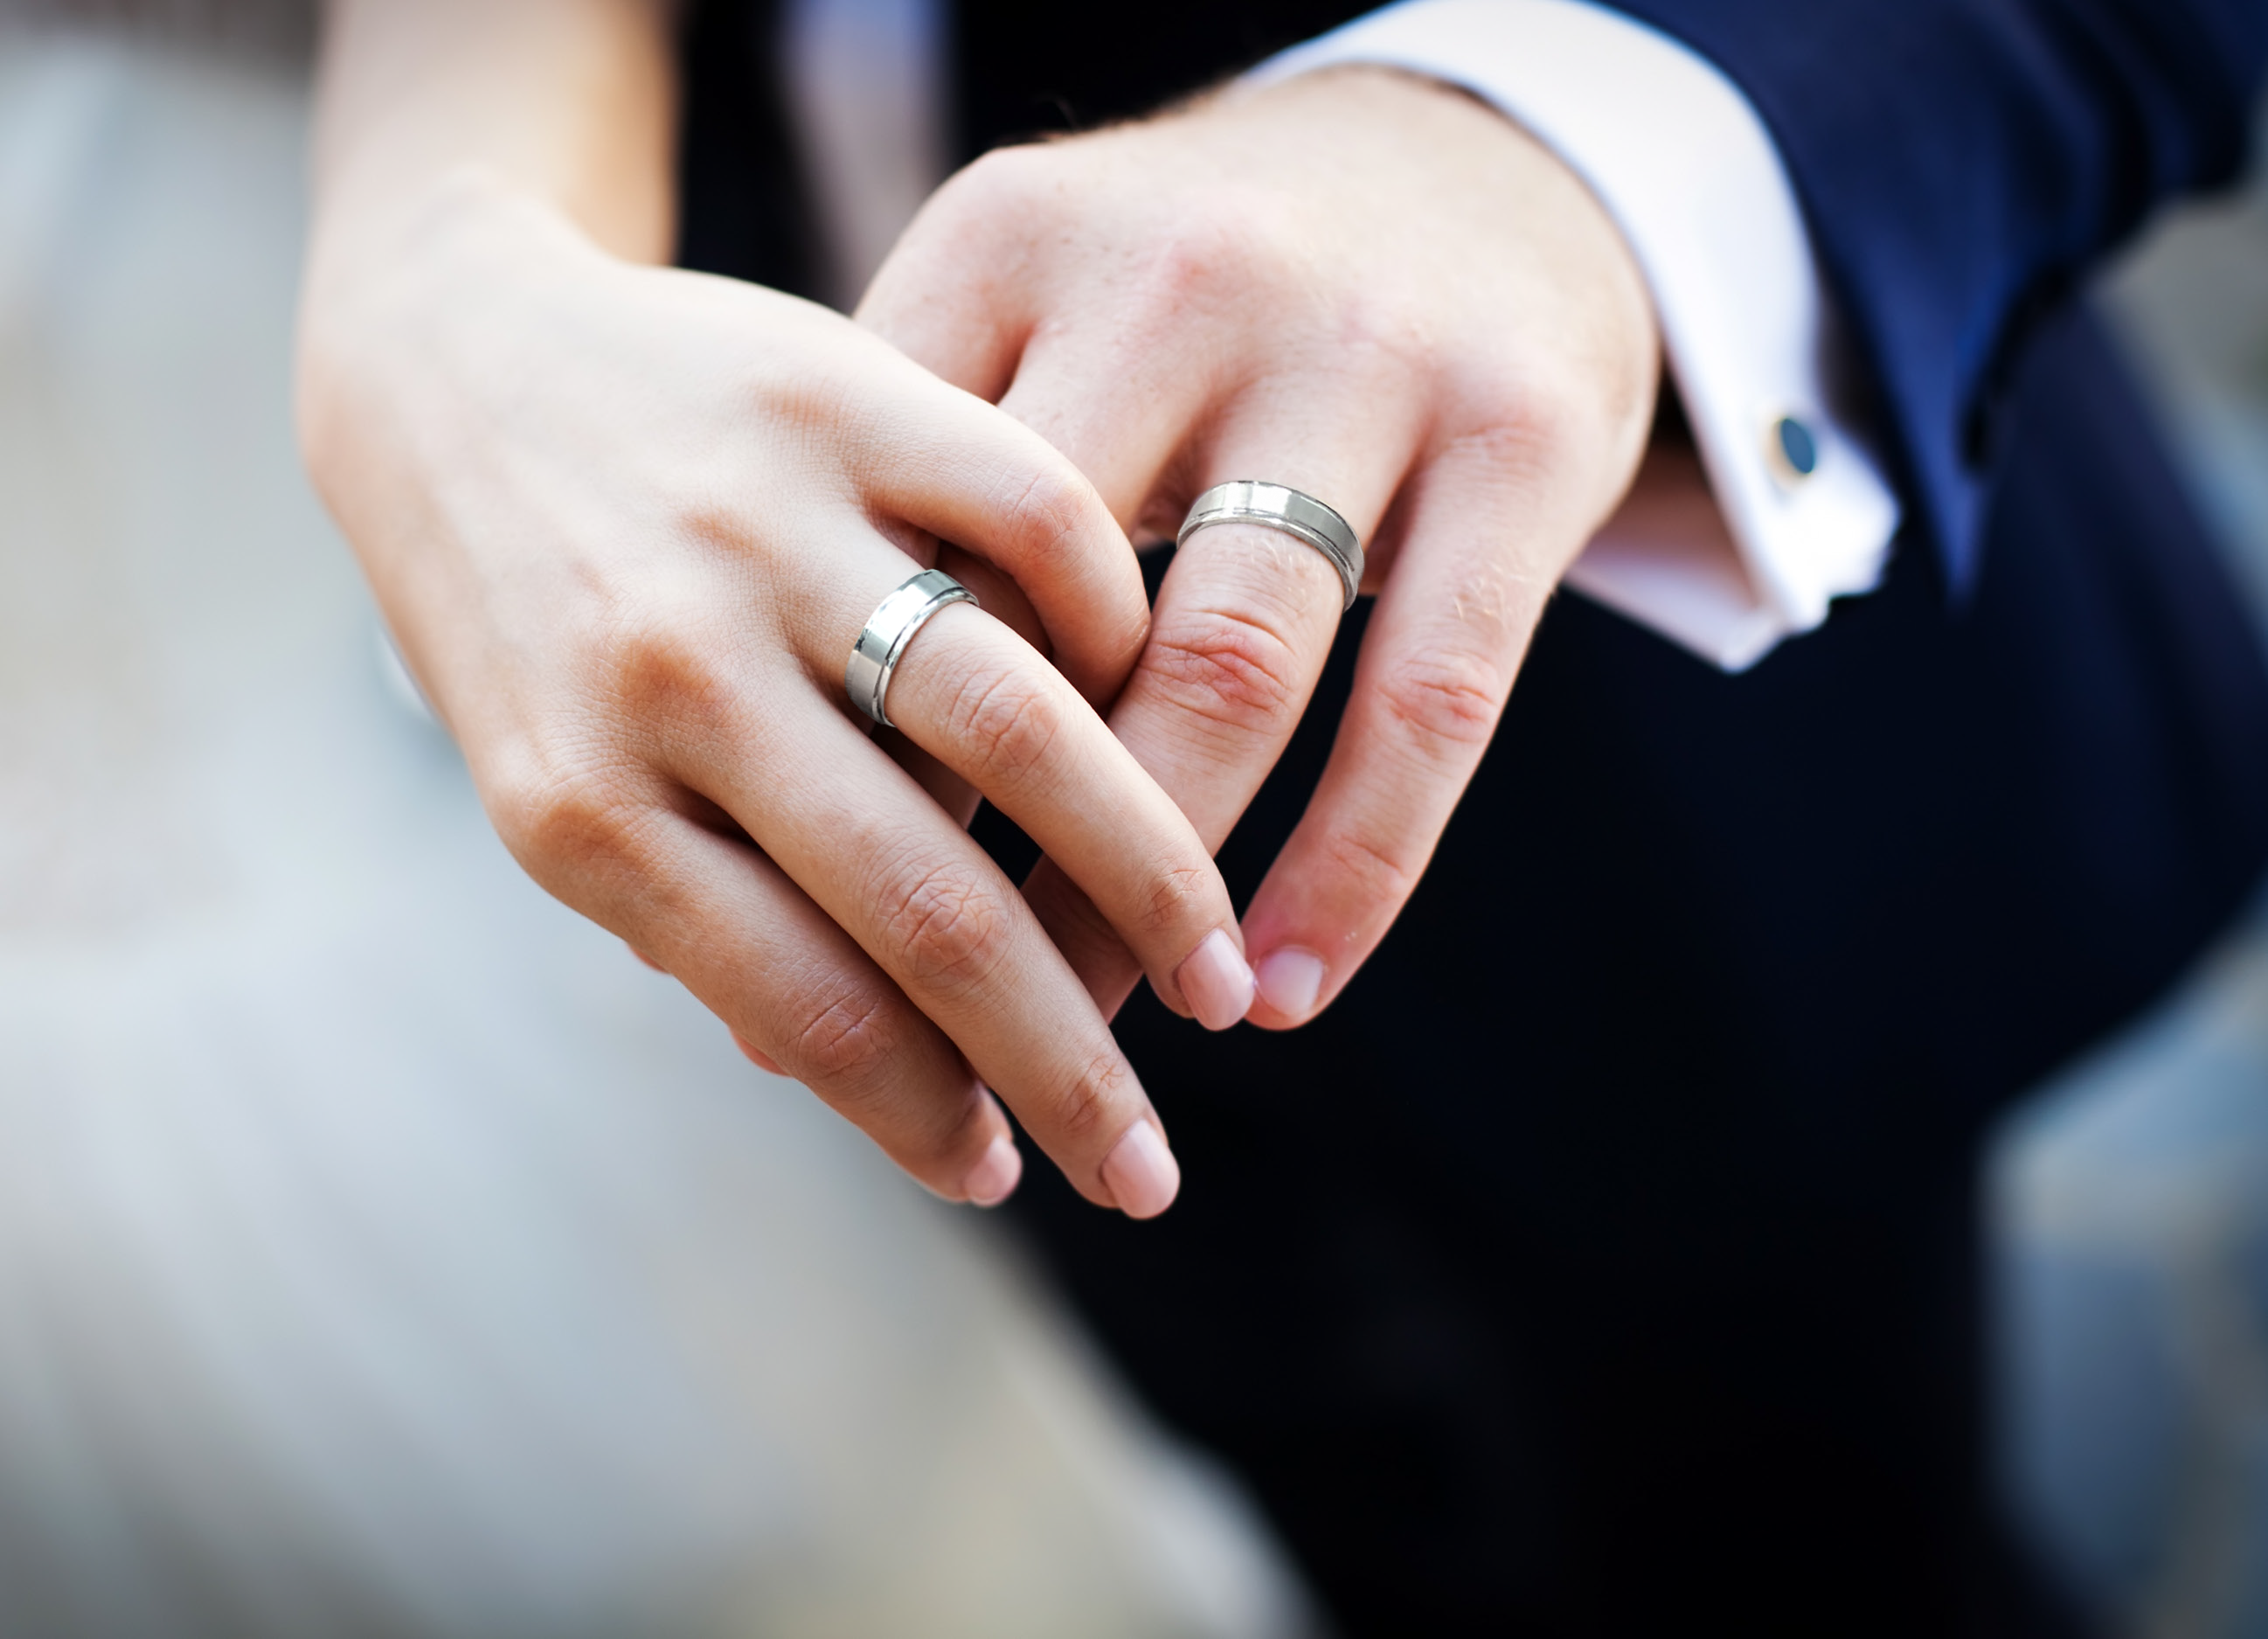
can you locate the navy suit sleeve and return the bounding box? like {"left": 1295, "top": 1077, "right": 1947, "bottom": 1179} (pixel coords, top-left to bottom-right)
{"left": 1609, "top": 0, "right": 2268, "bottom": 594}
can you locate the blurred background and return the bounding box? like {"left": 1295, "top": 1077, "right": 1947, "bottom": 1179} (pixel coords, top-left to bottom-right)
{"left": 0, "top": 5, "right": 2263, "bottom": 1636}
{"left": 1995, "top": 94, "right": 2268, "bottom": 1639}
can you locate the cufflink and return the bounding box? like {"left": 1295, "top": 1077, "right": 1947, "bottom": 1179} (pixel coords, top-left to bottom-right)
{"left": 1763, "top": 412, "right": 1819, "bottom": 490}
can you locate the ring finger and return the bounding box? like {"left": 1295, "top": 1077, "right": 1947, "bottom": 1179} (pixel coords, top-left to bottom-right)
{"left": 666, "top": 531, "right": 1266, "bottom": 1209}
{"left": 814, "top": 542, "right": 1259, "bottom": 1027}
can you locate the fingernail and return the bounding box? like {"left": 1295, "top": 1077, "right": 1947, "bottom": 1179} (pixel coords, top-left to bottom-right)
{"left": 1254, "top": 947, "right": 1327, "bottom": 1018}
{"left": 1101, "top": 1121, "right": 1180, "bottom": 1219}
{"left": 1176, "top": 927, "right": 1256, "bottom": 1031}
{"left": 962, "top": 1135, "right": 1023, "bottom": 1208}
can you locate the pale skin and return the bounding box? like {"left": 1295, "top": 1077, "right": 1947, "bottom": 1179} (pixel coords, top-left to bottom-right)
{"left": 860, "top": 67, "right": 1661, "bottom": 1031}
{"left": 301, "top": 0, "right": 1658, "bottom": 1216}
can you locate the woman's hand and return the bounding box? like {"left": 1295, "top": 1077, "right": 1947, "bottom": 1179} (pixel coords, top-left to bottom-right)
{"left": 298, "top": 0, "right": 1259, "bottom": 1216}
{"left": 861, "top": 66, "right": 1661, "bottom": 1028}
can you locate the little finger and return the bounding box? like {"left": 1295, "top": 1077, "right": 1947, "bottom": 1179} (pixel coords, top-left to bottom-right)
{"left": 526, "top": 788, "right": 1017, "bottom": 1204}
{"left": 1238, "top": 455, "right": 1579, "bottom": 1025}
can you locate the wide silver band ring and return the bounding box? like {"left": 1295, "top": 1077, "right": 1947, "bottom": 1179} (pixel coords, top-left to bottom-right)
{"left": 845, "top": 567, "right": 977, "bottom": 728}
{"left": 1177, "top": 481, "right": 1364, "bottom": 612}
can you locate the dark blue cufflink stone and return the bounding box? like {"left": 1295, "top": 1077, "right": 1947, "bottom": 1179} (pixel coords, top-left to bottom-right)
{"left": 1772, "top": 413, "right": 1819, "bottom": 480}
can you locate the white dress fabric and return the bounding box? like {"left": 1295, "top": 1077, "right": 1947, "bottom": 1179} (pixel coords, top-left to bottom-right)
{"left": 0, "top": 31, "right": 1312, "bottom": 1638}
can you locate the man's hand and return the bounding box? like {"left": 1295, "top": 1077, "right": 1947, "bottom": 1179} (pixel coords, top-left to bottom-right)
{"left": 862, "top": 66, "right": 1660, "bottom": 1026}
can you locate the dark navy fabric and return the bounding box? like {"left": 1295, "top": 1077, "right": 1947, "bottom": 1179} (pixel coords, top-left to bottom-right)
{"left": 676, "top": 0, "right": 819, "bottom": 298}
{"left": 672, "top": 3, "right": 2268, "bottom": 1632}
{"left": 1003, "top": 298, "right": 2268, "bottom": 1639}
{"left": 1611, "top": 0, "right": 2268, "bottom": 595}
{"left": 953, "top": 0, "right": 1381, "bottom": 152}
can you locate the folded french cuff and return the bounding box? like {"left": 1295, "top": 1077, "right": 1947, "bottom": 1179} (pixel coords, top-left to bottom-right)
{"left": 1248, "top": 0, "right": 1901, "bottom": 671}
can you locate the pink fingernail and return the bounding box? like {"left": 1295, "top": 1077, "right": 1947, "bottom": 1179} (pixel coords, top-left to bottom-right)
{"left": 1176, "top": 927, "right": 1257, "bottom": 1031}
{"left": 1254, "top": 948, "right": 1327, "bottom": 1018}
{"left": 1101, "top": 1121, "right": 1181, "bottom": 1219}
{"left": 963, "top": 1135, "right": 1023, "bottom": 1208}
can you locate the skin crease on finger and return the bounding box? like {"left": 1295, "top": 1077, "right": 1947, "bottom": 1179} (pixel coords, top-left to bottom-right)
{"left": 859, "top": 65, "right": 1659, "bottom": 1036}
{"left": 300, "top": 0, "right": 1238, "bottom": 1220}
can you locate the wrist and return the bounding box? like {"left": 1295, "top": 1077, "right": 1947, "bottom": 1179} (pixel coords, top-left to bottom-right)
{"left": 298, "top": 171, "right": 592, "bottom": 475}
{"left": 304, "top": 163, "right": 590, "bottom": 323}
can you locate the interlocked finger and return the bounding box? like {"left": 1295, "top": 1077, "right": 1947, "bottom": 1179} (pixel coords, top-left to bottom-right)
{"left": 1008, "top": 391, "right": 1421, "bottom": 1020}
{"left": 654, "top": 521, "right": 1292, "bottom": 1212}
{"left": 683, "top": 685, "right": 1181, "bottom": 1215}
{"left": 814, "top": 548, "right": 1259, "bottom": 1031}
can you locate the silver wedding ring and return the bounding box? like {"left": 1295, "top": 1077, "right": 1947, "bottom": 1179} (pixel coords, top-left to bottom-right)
{"left": 845, "top": 567, "right": 977, "bottom": 728}
{"left": 1177, "top": 481, "right": 1364, "bottom": 612}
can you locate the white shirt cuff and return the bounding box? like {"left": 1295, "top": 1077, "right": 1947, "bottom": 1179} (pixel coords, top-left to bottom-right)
{"left": 1251, "top": 0, "right": 1902, "bottom": 671}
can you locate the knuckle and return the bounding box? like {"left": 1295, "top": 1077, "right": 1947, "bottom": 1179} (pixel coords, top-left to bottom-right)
{"left": 1375, "top": 649, "right": 1504, "bottom": 762}
{"left": 946, "top": 664, "right": 1067, "bottom": 795}
{"left": 1454, "top": 384, "right": 1611, "bottom": 495}
{"left": 1140, "top": 192, "right": 1280, "bottom": 309}
{"left": 787, "top": 983, "right": 902, "bottom": 1093}
{"left": 1321, "top": 822, "right": 1421, "bottom": 908}
{"left": 953, "top": 143, "right": 1051, "bottom": 213}
{"left": 1137, "top": 861, "right": 1212, "bottom": 944}
{"left": 1046, "top": 1043, "right": 1136, "bottom": 1149}
{"left": 489, "top": 754, "right": 651, "bottom": 884}
{"left": 604, "top": 597, "right": 740, "bottom": 733}
{"left": 1450, "top": 413, "right": 1554, "bottom": 497}
{"left": 1514, "top": 392, "right": 1595, "bottom": 476}
{"left": 877, "top": 859, "right": 1015, "bottom": 997}
{"left": 1143, "top": 606, "right": 1305, "bottom": 735}
{"left": 914, "top": 146, "right": 1065, "bottom": 262}
{"left": 1148, "top": 224, "right": 1239, "bottom": 305}
{"left": 993, "top": 462, "right": 1095, "bottom": 567}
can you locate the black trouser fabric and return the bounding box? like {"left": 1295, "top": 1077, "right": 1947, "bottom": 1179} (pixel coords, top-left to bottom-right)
{"left": 995, "top": 305, "right": 2268, "bottom": 1637}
